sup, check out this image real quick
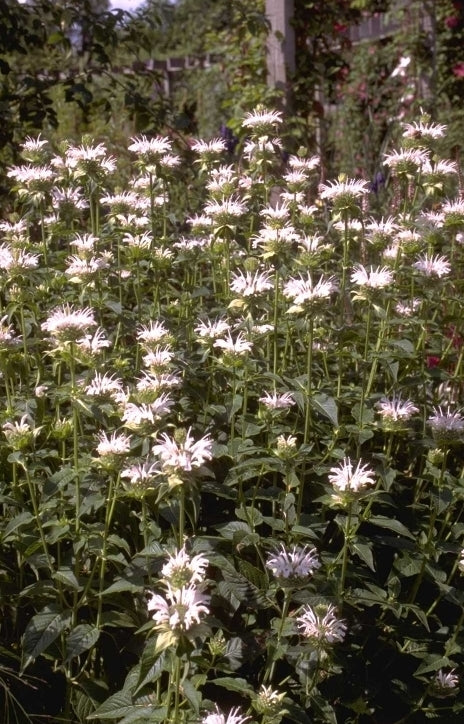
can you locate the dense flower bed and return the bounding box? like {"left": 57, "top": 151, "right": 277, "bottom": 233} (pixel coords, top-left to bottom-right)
{"left": 1, "top": 107, "right": 463, "bottom": 722}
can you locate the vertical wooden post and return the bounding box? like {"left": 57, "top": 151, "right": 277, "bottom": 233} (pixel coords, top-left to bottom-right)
{"left": 266, "top": 0, "right": 295, "bottom": 109}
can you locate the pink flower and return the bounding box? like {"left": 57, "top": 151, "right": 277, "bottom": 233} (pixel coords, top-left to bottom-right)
{"left": 453, "top": 62, "right": 464, "bottom": 78}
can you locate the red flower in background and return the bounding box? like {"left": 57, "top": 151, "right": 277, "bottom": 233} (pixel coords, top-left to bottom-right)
{"left": 445, "top": 14, "right": 460, "bottom": 28}
{"left": 453, "top": 62, "right": 464, "bottom": 77}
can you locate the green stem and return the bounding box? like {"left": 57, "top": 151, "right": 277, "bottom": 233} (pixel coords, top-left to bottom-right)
{"left": 263, "top": 588, "right": 292, "bottom": 685}
{"left": 339, "top": 502, "right": 353, "bottom": 603}
{"left": 303, "top": 317, "right": 314, "bottom": 446}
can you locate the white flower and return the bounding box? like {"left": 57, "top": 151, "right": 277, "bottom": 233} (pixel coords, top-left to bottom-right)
{"left": 350, "top": 264, "right": 394, "bottom": 289}
{"left": 0, "top": 244, "right": 40, "bottom": 272}
{"left": 195, "top": 318, "right": 231, "bottom": 341}
{"left": 422, "top": 159, "right": 457, "bottom": 179}
{"left": 395, "top": 298, "right": 421, "bottom": 317}
{"left": 230, "top": 269, "right": 273, "bottom": 297}
{"left": 328, "top": 458, "right": 375, "bottom": 493}
{"left": 283, "top": 170, "right": 309, "bottom": 189}
{"left": 365, "top": 216, "right": 398, "bottom": 246}
{"left": 69, "top": 233, "right": 98, "bottom": 255}
{"left": 402, "top": 121, "right": 447, "bottom": 141}
{"left": 266, "top": 544, "right": 320, "bottom": 580}
{"left": 298, "top": 234, "right": 326, "bottom": 254}
{"left": 191, "top": 138, "right": 227, "bottom": 156}
{"left": 96, "top": 431, "right": 131, "bottom": 457}
{"left": 391, "top": 55, "right": 410, "bottom": 78}
{"left": 42, "top": 304, "right": 96, "bottom": 340}
{"left": 428, "top": 406, "right": 464, "bottom": 443}
{"left": 52, "top": 186, "right": 88, "bottom": 212}
{"left": 21, "top": 134, "right": 48, "bottom": 155}
{"left": 122, "top": 231, "right": 152, "bottom": 250}
{"left": 434, "top": 669, "right": 459, "bottom": 691}
{"left": 85, "top": 373, "right": 124, "bottom": 400}
{"left": 442, "top": 199, "right": 464, "bottom": 225}
{"left": 121, "top": 460, "right": 160, "bottom": 487}
{"left": 136, "top": 371, "right": 182, "bottom": 395}
{"left": 252, "top": 224, "right": 300, "bottom": 252}
{"left": 259, "top": 391, "right": 295, "bottom": 409}
{"left": 319, "top": 178, "right": 370, "bottom": 202}
{"left": 65, "top": 254, "right": 110, "bottom": 282}
{"left": 276, "top": 434, "right": 298, "bottom": 458}
{"left": 7, "top": 164, "right": 55, "bottom": 189}
{"left": 203, "top": 197, "right": 247, "bottom": 223}
{"left": 377, "top": 396, "right": 419, "bottom": 422}
{"left": 147, "top": 584, "right": 210, "bottom": 631}
{"left": 413, "top": 253, "right": 450, "bottom": 278}
{"left": 242, "top": 107, "right": 283, "bottom": 130}
{"left": 297, "top": 603, "right": 347, "bottom": 644}
{"left": 383, "top": 148, "right": 429, "bottom": 174}
{"left": 122, "top": 396, "right": 173, "bottom": 428}
{"left": 76, "top": 327, "right": 111, "bottom": 356}
{"left": 142, "top": 346, "right": 175, "bottom": 370}
{"left": 201, "top": 706, "right": 249, "bottom": 724}
{"left": 101, "top": 191, "right": 140, "bottom": 211}
{"left": 260, "top": 202, "right": 290, "bottom": 223}
{"left": 161, "top": 546, "right": 209, "bottom": 589}
{"left": 283, "top": 273, "right": 336, "bottom": 308}
{"left": 0, "top": 315, "right": 20, "bottom": 347}
{"left": 66, "top": 143, "right": 116, "bottom": 174}
{"left": 288, "top": 154, "right": 320, "bottom": 172}
{"left": 3, "top": 414, "right": 36, "bottom": 449}
{"left": 458, "top": 549, "right": 464, "bottom": 573}
{"left": 153, "top": 428, "right": 213, "bottom": 473}
{"left": 137, "top": 320, "right": 170, "bottom": 347}
{"left": 214, "top": 332, "right": 253, "bottom": 356}
{"left": 128, "top": 134, "right": 172, "bottom": 161}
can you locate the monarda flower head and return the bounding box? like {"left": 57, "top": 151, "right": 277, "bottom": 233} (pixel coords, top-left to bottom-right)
{"left": 147, "top": 583, "right": 210, "bottom": 632}
{"left": 201, "top": 706, "right": 249, "bottom": 724}
{"left": 152, "top": 428, "right": 213, "bottom": 474}
{"left": 328, "top": 457, "right": 376, "bottom": 497}
{"left": 297, "top": 603, "right": 347, "bottom": 646}
{"left": 376, "top": 395, "right": 419, "bottom": 431}
{"left": 266, "top": 544, "right": 320, "bottom": 585}
{"left": 161, "top": 545, "right": 209, "bottom": 589}
{"left": 319, "top": 177, "right": 370, "bottom": 213}
{"left": 427, "top": 406, "right": 464, "bottom": 446}
{"left": 42, "top": 304, "right": 96, "bottom": 342}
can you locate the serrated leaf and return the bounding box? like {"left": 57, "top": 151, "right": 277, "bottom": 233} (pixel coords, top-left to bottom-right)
{"left": 87, "top": 690, "right": 133, "bottom": 719}
{"left": 22, "top": 606, "right": 71, "bottom": 670}
{"left": 65, "top": 624, "right": 100, "bottom": 663}
{"left": 415, "top": 655, "right": 451, "bottom": 676}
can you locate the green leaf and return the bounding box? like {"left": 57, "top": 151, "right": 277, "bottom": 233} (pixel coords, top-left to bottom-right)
{"left": 351, "top": 542, "right": 375, "bottom": 571}
{"left": 22, "top": 605, "right": 71, "bottom": 670}
{"left": 394, "top": 554, "right": 423, "bottom": 577}
{"left": 87, "top": 691, "right": 134, "bottom": 720}
{"left": 312, "top": 393, "right": 338, "bottom": 426}
{"left": 369, "top": 516, "right": 414, "bottom": 540}
{"left": 415, "top": 655, "right": 451, "bottom": 676}
{"left": 101, "top": 578, "right": 144, "bottom": 595}
{"left": 210, "top": 676, "right": 254, "bottom": 695}
{"left": 181, "top": 679, "right": 202, "bottom": 713}
{"left": 52, "top": 567, "right": 81, "bottom": 591}
{"left": 65, "top": 624, "right": 100, "bottom": 663}
{"left": 2, "top": 511, "right": 34, "bottom": 541}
